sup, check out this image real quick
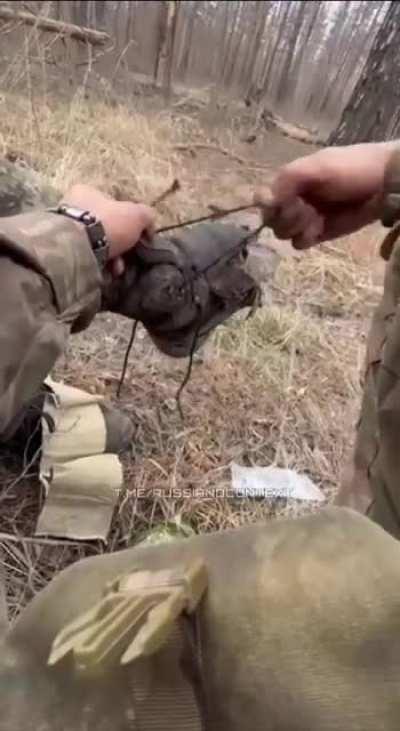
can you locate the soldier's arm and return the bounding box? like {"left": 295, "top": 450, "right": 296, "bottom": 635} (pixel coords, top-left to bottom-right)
{"left": 0, "top": 189, "right": 154, "bottom": 439}
{"left": 0, "top": 211, "right": 102, "bottom": 439}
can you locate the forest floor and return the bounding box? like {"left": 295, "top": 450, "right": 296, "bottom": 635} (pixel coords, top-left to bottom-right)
{"left": 0, "top": 83, "right": 385, "bottom": 618}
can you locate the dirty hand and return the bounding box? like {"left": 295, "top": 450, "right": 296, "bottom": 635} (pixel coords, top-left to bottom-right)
{"left": 254, "top": 142, "right": 397, "bottom": 249}
{"left": 62, "top": 184, "right": 155, "bottom": 275}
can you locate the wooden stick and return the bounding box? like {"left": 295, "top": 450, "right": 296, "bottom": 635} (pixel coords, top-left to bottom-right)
{"left": 0, "top": 7, "right": 110, "bottom": 46}
{"left": 150, "top": 178, "right": 181, "bottom": 207}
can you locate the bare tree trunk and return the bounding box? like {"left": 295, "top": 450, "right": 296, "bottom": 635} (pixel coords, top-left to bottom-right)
{"left": 153, "top": 0, "right": 168, "bottom": 82}
{"left": 224, "top": 2, "right": 244, "bottom": 88}
{"left": 318, "top": 2, "right": 372, "bottom": 117}
{"left": 276, "top": 1, "right": 308, "bottom": 105}
{"left": 94, "top": 0, "right": 106, "bottom": 29}
{"left": 253, "top": 1, "right": 279, "bottom": 97}
{"left": 262, "top": 0, "right": 291, "bottom": 99}
{"left": 209, "top": 0, "right": 230, "bottom": 109}
{"left": 239, "top": 1, "right": 258, "bottom": 87}
{"left": 162, "top": 0, "right": 180, "bottom": 102}
{"left": 221, "top": 0, "right": 241, "bottom": 85}
{"left": 243, "top": 1, "right": 271, "bottom": 98}
{"left": 329, "top": 2, "right": 399, "bottom": 144}
{"left": 330, "top": 1, "right": 385, "bottom": 119}
{"left": 292, "top": 0, "right": 322, "bottom": 90}
{"left": 87, "top": 0, "right": 96, "bottom": 28}
{"left": 124, "top": 0, "right": 136, "bottom": 49}
{"left": 176, "top": 0, "right": 197, "bottom": 81}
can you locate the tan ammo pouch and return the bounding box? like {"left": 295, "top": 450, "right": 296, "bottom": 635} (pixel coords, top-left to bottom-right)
{"left": 36, "top": 378, "right": 123, "bottom": 541}
{"left": 48, "top": 561, "right": 208, "bottom": 729}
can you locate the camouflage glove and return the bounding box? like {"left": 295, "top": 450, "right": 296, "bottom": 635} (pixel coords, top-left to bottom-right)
{"left": 102, "top": 222, "right": 261, "bottom": 357}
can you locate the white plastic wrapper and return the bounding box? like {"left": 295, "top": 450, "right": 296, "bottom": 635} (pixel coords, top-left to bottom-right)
{"left": 231, "top": 463, "right": 325, "bottom": 501}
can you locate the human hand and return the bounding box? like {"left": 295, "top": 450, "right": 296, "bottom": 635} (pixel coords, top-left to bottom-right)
{"left": 62, "top": 184, "right": 155, "bottom": 275}
{"left": 254, "top": 142, "right": 397, "bottom": 249}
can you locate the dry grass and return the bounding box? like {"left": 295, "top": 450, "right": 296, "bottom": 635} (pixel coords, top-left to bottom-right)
{"left": 0, "top": 82, "right": 383, "bottom": 618}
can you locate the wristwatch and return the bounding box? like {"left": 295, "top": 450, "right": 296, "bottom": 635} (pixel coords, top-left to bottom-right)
{"left": 50, "top": 205, "right": 109, "bottom": 270}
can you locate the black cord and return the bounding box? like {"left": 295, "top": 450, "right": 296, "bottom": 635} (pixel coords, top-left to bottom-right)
{"left": 117, "top": 320, "right": 138, "bottom": 398}
{"left": 175, "top": 309, "right": 203, "bottom": 420}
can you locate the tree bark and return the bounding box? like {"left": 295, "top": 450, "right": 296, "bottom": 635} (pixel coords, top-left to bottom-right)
{"left": 209, "top": 1, "right": 230, "bottom": 109}
{"left": 276, "top": 1, "right": 307, "bottom": 104}
{"left": 176, "top": 0, "right": 196, "bottom": 80}
{"left": 221, "top": 1, "right": 241, "bottom": 85}
{"left": 0, "top": 5, "right": 109, "bottom": 44}
{"left": 243, "top": 1, "right": 271, "bottom": 98}
{"left": 162, "top": 0, "right": 180, "bottom": 102}
{"left": 239, "top": 2, "right": 258, "bottom": 87}
{"left": 292, "top": 0, "right": 321, "bottom": 89}
{"left": 124, "top": 0, "right": 136, "bottom": 49}
{"left": 317, "top": 2, "right": 374, "bottom": 117}
{"left": 261, "top": 0, "right": 291, "bottom": 99}
{"left": 329, "top": 2, "right": 400, "bottom": 144}
{"left": 95, "top": 0, "right": 106, "bottom": 29}
{"left": 153, "top": 0, "right": 168, "bottom": 82}
{"left": 223, "top": 1, "right": 244, "bottom": 88}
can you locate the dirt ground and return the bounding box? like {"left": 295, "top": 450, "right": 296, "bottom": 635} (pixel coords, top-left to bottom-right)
{"left": 0, "top": 87, "right": 385, "bottom": 618}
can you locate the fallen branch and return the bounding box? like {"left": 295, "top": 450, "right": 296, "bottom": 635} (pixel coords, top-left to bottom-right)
{"left": 261, "top": 109, "right": 324, "bottom": 146}
{"left": 173, "top": 143, "right": 268, "bottom": 169}
{"left": 0, "top": 7, "right": 110, "bottom": 46}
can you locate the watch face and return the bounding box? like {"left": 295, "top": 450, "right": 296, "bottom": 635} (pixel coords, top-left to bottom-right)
{"left": 59, "top": 205, "right": 88, "bottom": 220}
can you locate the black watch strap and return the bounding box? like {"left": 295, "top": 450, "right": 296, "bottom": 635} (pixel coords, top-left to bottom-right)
{"left": 50, "top": 205, "right": 109, "bottom": 270}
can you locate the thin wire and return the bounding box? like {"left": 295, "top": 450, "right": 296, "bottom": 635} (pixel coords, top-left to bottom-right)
{"left": 156, "top": 203, "right": 256, "bottom": 233}
{"left": 175, "top": 313, "right": 203, "bottom": 420}
{"left": 117, "top": 320, "right": 138, "bottom": 398}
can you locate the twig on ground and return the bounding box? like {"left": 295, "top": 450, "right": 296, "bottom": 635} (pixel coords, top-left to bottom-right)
{"left": 173, "top": 143, "right": 269, "bottom": 169}
{"left": 151, "top": 178, "right": 181, "bottom": 207}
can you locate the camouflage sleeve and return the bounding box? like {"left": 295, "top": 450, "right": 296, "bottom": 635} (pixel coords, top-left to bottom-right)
{"left": 0, "top": 211, "right": 102, "bottom": 439}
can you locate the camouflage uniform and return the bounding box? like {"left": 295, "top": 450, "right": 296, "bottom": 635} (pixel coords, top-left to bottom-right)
{"left": 336, "top": 239, "right": 400, "bottom": 537}
{"left": 336, "top": 216, "right": 400, "bottom": 538}
{"left": 360, "top": 243, "right": 400, "bottom": 537}
{"left": 0, "top": 169, "right": 101, "bottom": 440}
{"left": 0, "top": 161, "right": 133, "bottom": 540}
